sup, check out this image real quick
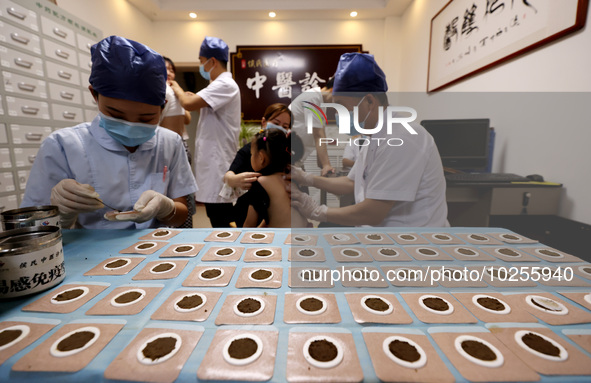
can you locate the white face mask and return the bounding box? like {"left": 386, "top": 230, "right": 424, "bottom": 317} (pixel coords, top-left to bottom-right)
{"left": 99, "top": 112, "right": 157, "bottom": 147}
{"left": 265, "top": 122, "right": 289, "bottom": 135}
{"left": 199, "top": 58, "right": 212, "bottom": 80}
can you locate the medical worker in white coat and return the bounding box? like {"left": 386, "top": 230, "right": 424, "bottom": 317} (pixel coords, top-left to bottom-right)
{"left": 21, "top": 36, "right": 197, "bottom": 229}
{"left": 291, "top": 53, "right": 448, "bottom": 227}
{"left": 170, "top": 36, "right": 241, "bottom": 227}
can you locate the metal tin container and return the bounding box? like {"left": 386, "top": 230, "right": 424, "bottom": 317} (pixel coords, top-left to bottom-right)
{"left": 1, "top": 205, "right": 60, "bottom": 231}
{"left": 0, "top": 226, "right": 65, "bottom": 299}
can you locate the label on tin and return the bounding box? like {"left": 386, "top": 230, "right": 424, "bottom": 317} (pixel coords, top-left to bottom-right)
{"left": 1, "top": 209, "right": 60, "bottom": 230}
{"left": 34, "top": 216, "right": 61, "bottom": 228}
{"left": 0, "top": 242, "right": 65, "bottom": 298}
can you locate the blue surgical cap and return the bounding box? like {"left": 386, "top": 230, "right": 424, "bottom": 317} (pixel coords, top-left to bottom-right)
{"left": 199, "top": 36, "right": 229, "bottom": 62}
{"left": 333, "top": 53, "right": 388, "bottom": 93}
{"left": 89, "top": 36, "right": 166, "bottom": 106}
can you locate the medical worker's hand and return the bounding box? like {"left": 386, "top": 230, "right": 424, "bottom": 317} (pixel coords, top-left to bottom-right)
{"left": 106, "top": 190, "right": 175, "bottom": 223}
{"left": 227, "top": 171, "right": 261, "bottom": 189}
{"left": 291, "top": 187, "right": 328, "bottom": 222}
{"left": 289, "top": 166, "right": 315, "bottom": 187}
{"left": 169, "top": 80, "right": 181, "bottom": 92}
{"left": 51, "top": 179, "right": 104, "bottom": 227}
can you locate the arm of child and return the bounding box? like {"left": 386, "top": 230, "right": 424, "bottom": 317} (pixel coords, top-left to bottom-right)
{"left": 312, "top": 127, "right": 335, "bottom": 176}
{"left": 342, "top": 158, "right": 355, "bottom": 168}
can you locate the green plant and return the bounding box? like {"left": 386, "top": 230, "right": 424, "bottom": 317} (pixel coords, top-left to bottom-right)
{"left": 239, "top": 120, "right": 260, "bottom": 148}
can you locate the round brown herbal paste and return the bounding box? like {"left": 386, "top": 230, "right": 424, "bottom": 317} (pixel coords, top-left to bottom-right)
{"left": 308, "top": 339, "right": 338, "bottom": 362}
{"left": 228, "top": 337, "right": 258, "bottom": 359}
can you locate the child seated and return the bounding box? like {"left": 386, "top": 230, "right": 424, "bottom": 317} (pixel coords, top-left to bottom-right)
{"left": 242, "top": 128, "right": 307, "bottom": 228}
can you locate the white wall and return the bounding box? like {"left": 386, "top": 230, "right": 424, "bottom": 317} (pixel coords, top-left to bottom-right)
{"left": 383, "top": 16, "right": 403, "bottom": 92}
{"left": 398, "top": 0, "right": 591, "bottom": 224}
{"left": 399, "top": 0, "right": 591, "bottom": 91}
{"left": 57, "top": 1, "right": 389, "bottom": 74}
{"left": 148, "top": 19, "right": 386, "bottom": 67}
{"left": 56, "top": 0, "right": 590, "bottom": 224}
{"left": 57, "top": 0, "right": 153, "bottom": 42}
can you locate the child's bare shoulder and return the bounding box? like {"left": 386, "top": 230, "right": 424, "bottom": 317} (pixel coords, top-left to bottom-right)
{"left": 258, "top": 174, "right": 284, "bottom": 191}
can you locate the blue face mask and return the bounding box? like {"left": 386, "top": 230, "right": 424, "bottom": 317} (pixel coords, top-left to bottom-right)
{"left": 99, "top": 112, "right": 157, "bottom": 147}
{"left": 265, "top": 122, "right": 289, "bottom": 135}
{"left": 199, "top": 58, "right": 212, "bottom": 81}
{"left": 336, "top": 96, "right": 371, "bottom": 136}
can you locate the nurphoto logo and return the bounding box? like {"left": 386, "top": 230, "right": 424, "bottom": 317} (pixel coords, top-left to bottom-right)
{"left": 304, "top": 102, "right": 419, "bottom": 147}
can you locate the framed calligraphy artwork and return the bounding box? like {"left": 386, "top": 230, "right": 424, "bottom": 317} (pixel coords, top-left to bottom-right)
{"left": 231, "top": 45, "right": 363, "bottom": 122}
{"left": 427, "top": 0, "right": 588, "bottom": 92}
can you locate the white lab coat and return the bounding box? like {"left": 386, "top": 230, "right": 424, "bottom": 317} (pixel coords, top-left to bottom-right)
{"left": 194, "top": 72, "right": 241, "bottom": 203}
{"left": 21, "top": 117, "right": 197, "bottom": 229}
{"left": 347, "top": 110, "right": 449, "bottom": 227}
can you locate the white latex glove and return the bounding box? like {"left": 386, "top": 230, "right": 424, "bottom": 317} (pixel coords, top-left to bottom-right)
{"left": 106, "top": 190, "right": 175, "bottom": 223}
{"left": 291, "top": 187, "right": 328, "bottom": 222}
{"left": 50, "top": 179, "right": 104, "bottom": 228}
{"left": 289, "top": 166, "right": 315, "bottom": 187}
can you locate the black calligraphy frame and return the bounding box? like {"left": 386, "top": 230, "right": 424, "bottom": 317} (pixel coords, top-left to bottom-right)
{"left": 231, "top": 45, "right": 363, "bottom": 122}
{"left": 427, "top": 0, "right": 588, "bottom": 92}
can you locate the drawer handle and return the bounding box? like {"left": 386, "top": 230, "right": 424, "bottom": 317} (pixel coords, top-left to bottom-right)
{"left": 62, "top": 111, "right": 76, "bottom": 119}
{"left": 86, "top": 43, "right": 92, "bottom": 50}
{"left": 7, "top": 7, "right": 26, "bottom": 20}
{"left": 57, "top": 70, "right": 72, "bottom": 79}
{"left": 52, "top": 27, "right": 67, "bottom": 39}
{"left": 25, "top": 133, "right": 43, "bottom": 141}
{"left": 10, "top": 32, "right": 30, "bottom": 45}
{"left": 59, "top": 91, "right": 74, "bottom": 100}
{"left": 55, "top": 49, "right": 70, "bottom": 59}
{"left": 21, "top": 106, "right": 39, "bottom": 115}
{"left": 28, "top": 155, "right": 36, "bottom": 163}
{"left": 17, "top": 82, "right": 36, "bottom": 92}
{"left": 87, "top": 61, "right": 92, "bottom": 69}
{"left": 14, "top": 57, "right": 33, "bottom": 68}
{"left": 19, "top": 176, "right": 26, "bottom": 183}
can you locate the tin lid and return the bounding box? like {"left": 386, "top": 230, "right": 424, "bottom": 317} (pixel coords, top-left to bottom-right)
{"left": 0, "top": 226, "right": 62, "bottom": 257}
{"left": 1, "top": 205, "right": 59, "bottom": 222}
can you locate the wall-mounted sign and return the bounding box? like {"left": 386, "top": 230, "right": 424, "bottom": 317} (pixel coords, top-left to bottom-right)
{"left": 427, "top": 0, "right": 588, "bottom": 92}
{"left": 231, "top": 45, "right": 363, "bottom": 122}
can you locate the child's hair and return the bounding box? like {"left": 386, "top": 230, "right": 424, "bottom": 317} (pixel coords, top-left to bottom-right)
{"left": 252, "top": 128, "right": 303, "bottom": 176}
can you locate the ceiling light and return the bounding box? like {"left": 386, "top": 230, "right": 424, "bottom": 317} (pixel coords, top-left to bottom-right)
{"left": 269, "top": 11, "right": 276, "bottom": 18}
{"left": 189, "top": 12, "right": 197, "bottom": 19}
{"left": 350, "top": 11, "right": 358, "bottom": 17}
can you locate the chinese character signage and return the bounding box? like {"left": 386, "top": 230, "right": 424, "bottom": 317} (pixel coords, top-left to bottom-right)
{"left": 231, "top": 45, "right": 363, "bottom": 122}
{"left": 427, "top": 0, "right": 588, "bottom": 92}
